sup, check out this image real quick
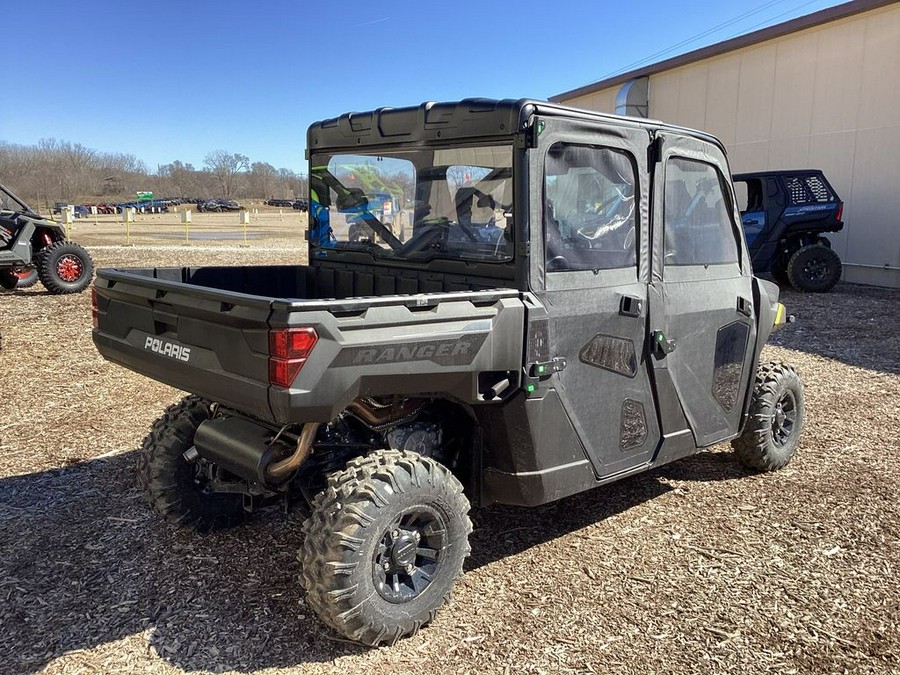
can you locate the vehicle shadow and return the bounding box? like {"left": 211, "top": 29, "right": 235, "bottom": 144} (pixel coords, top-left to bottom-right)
{"left": 770, "top": 283, "right": 900, "bottom": 375}
{"left": 0, "top": 447, "right": 749, "bottom": 673}
{"left": 0, "top": 450, "right": 364, "bottom": 673}
{"left": 466, "top": 449, "right": 748, "bottom": 572}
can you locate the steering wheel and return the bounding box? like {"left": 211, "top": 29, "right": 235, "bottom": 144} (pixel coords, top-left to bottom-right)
{"left": 546, "top": 255, "right": 569, "bottom": 272}
{"left": 396, "top": 217, "right": 451, "bottom": 256}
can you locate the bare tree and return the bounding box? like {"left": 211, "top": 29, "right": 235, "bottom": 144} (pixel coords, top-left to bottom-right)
{"left": 204, "top": 150, "right": 249, "bottom": 198}
{"left": 248, "top": 161, "right": 278, "bottom": 199}
{"left": 162, "top": 160, "right": 198, "bottom": 198}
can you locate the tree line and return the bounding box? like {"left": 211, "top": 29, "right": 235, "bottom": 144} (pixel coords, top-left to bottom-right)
{"left": 0, "top": 139, "right": 308, "bottom": 211}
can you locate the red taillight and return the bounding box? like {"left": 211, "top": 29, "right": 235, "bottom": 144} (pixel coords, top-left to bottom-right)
{"left": 835, "top": 203, "right": 844, "bottom": 223}
{"left": 90, "top": 287, "right": 99, "bottom": 329}
{"left": 268, "top": 327, "right": 318, "bottom": 387}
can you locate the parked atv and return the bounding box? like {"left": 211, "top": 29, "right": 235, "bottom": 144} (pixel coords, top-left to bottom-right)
{"left": 0, "top": 182, "right": 94, "bottom": 293}
{"left": 733, "top": 170, "right": 844, "bottom": 292}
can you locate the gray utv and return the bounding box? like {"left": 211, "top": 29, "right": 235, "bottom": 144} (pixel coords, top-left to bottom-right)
{"left": 93, "top": 99, "right": 805, "bottom": 646}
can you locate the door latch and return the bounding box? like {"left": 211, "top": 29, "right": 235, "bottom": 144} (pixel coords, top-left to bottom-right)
{"left": 651, "top": 330, "right": 676, "bottom": 356}
{"left": 530, "top": 357, "right": 567, "bottom": 378}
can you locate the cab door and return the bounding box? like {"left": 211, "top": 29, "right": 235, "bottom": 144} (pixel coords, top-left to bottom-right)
{"left": 530, "top": 117, "right": 660, "bottom": 479}
{"left": 648, "top": 133, "right": 757, "bottom": 449}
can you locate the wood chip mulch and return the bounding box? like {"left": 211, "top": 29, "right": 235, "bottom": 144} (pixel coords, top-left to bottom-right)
{"left": 1, "top": 246, "right": 897, "bottom": 674}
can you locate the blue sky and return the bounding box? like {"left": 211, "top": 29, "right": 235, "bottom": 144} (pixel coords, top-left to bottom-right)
{"left": 4, "top": 0, "right": 845, "bottom": 174}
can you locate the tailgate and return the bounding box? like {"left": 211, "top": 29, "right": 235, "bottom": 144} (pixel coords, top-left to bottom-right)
{"left": 94, "top": 267, "right": 526, "bottom": 424}
{"left": 92, "top": 268, "right": 275, "bottom": 420}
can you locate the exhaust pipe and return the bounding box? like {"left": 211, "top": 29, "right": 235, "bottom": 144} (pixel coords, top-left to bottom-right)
{"left": 266, "top": 422, "right": 320, "bottom": 482}
{"left": 346, "top": 397, "right": 424, "bottom": 428}
{"left": 193, "top": 397, "right": 424, "bottom": 487}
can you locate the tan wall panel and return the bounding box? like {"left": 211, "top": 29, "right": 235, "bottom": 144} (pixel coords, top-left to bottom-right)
{"left": 770, "top": 32, "right": 818, "bottom": 139}
{"left": 675, "top": 65, "right": 709, "bottom": 129}
{"left": 703, "top": 54, "right": 742, "bottom": 144}
{"left": 810, "top": 19, "right": 866, "bottom": 134}
{"left": 595, "top": 89, "right": 618, "bottom": 113}
{"left": 846, "top": 127, "right": 900, "bottom": 268}
{"left": 647, "top": 71, "right": 682, "bottom": 123}
{"left": 807, "top": 130, "right": 859, "bottom": 260}
{"left": 735, "top": 46, "right": 777, "bottom": 143}
{"left": 858, "top": 8, "right": 900, "bottom": 129}
{"left": 765, "top": 136, "right": 811, "bottom": 171}
{"left": 567, "top": 90, "right": 617, "bottom": 114}
{"left": 728, "top": 141, "right": 770, "bottom": 173}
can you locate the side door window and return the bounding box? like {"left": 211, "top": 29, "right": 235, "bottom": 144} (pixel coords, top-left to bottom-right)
{"left": 664, "top": 158, "right": 739, "bottom": 268}
{"left": 545, "top": 144, "right": 637, "bottom": 273}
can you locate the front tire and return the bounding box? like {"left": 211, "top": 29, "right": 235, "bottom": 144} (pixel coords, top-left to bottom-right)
{"left": 786, "top": 243, "right": 841, "bottom": 292}
{"left": 37, "top": 241, "right": 94, "bottom": 294}
{"left": 299, "top": 450, "right": 472, "bottom": 646}
{"left": 138, "top": 395, "right": 245, "bottom": 532}
{"left": 732, "top": 363, "right": 805, "bottom": 471}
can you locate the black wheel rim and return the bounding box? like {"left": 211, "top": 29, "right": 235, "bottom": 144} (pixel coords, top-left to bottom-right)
{"left": 373, "top": 507, "right": 446, "bottom": 603}
{"left": 802, "top": 256, "right": 828, "bottom": 282}
{"left": 771, "top": 389, "right": 798, "bottom": 448}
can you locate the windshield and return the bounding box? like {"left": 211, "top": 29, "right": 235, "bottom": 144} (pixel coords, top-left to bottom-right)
{"left": 309, "top": 145, "right": 513, "bottom": 263}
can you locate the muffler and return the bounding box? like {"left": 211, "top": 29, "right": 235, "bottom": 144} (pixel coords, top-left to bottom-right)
{"left": 193, "top": 416, "right": 318, "bottom": 486}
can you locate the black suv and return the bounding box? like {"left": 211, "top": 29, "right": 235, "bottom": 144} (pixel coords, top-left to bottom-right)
{"left": 734, "top": 170, "right": 844, "bottom": 292}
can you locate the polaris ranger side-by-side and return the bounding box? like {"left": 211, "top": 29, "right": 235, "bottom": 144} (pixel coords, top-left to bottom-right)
{"left": 92, "top": 99, "right": 804, "bottom": 646}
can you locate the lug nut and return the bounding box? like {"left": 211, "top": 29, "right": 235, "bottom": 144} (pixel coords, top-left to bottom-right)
{"left": 405, "top": 564, "right": 414, "bottom": 573}
{"left": 391, "top": 530, "right": 400, "bottom": 539}
{"left": 383, "top": 562, "right": 390, "bottom": 570}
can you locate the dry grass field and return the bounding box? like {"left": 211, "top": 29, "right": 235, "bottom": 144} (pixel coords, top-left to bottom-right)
{"left": 1, "top": 226, "right": 898, "bottom": 674}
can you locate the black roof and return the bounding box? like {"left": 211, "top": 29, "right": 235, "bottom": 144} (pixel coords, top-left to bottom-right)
{"left": 307, "top": 98, "right": 726, "bottom": 155}
{"left": 733, "top": 169, "right": 827, "bottom": 179}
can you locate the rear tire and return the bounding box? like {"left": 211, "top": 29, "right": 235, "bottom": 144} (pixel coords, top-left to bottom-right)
{"left": 37, "top": 241, "right": 94, "bottom": 294}
{"left": 15, "top": 268, "right": 39, "bottom": 288}
{"left": 138, "top": 395, "right": 245, "bottom": 533}
{"left": 299, "top": 450, "right": 472, "bottom": 646}
{"left": 0, "top": 270, "right": 18, "bottom": 290}
{"left": 732, "top": 363, "right": 805, "bottom": 471}
{"left": 786, "top": 243, "right": 841, "bottom": 292}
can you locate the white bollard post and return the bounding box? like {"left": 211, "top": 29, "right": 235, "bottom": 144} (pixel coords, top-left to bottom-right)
{"left": 182, "top": 209, "right": 192, "bottom": 245}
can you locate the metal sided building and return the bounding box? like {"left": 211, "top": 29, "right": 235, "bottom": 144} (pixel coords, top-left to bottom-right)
{"left": 551, "top": 0, "right": 900, "bottom": 288}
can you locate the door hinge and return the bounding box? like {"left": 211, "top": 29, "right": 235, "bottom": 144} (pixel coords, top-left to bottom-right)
{"left": 648, "top": 135, "right": 663, "bottom": 168}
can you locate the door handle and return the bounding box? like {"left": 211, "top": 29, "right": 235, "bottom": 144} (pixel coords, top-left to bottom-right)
{"left": 737, "top": 296, "right": 753, "bottom": 317}
{"left": 619, "top": 294, "right": 644, "bottom": 317}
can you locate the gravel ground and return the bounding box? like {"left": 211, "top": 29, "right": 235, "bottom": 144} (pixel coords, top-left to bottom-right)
{"left": 1, "top": 244, "right": 898, "bottom": 675}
